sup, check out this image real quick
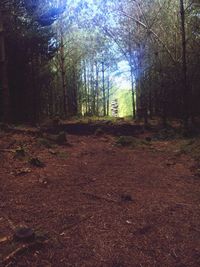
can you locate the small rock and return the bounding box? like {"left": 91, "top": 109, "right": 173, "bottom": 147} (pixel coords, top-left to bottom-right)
{"left": 14, "top": 227, "right": 35, "bottom": 242}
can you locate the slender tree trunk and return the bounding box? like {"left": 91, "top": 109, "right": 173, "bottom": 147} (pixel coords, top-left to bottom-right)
{"left": 87, "top": 64, "right": 90, "bottom": 114}
{"left": 131, "top": 66, "right": 136, "bottom": 119}
{"left": 107, "top": 74, "right": 110, "bottom": 116}
{"left": 90, "top": 62, "right": 95, "bottom": 114}
{"left": 83, "top": 61, "right": 88, "bottom": 115}
{"left": 60, "top": 32, "right": 67, "bottom": 117}
{"left": 128, "top": 28, "right": 136, "bottom": 119}
{"left": 136, "top": 77, "right": 141, "bottom": 119}
{"left": 72, "top": 65, "right": 78, "bottom": 115}
{"left": 95, "top": 62, "right": 99, "bottom": 116}
{"left": 180, "top": 0, "right": 189, "bottom": 128}
{"left": 102, "top": 61, "right": 106, "bottom": 116}
{"left": 0, "top": 11, "right": 11, "bottom": 122}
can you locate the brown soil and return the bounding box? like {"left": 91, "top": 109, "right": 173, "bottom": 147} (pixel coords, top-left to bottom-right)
{"left": 0, "top": 129, "right": 200, "bottom": 267}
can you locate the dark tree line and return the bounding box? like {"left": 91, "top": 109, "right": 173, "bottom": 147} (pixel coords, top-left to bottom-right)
{"left": 0, "top": 0, "right": 200, "bottom": 127}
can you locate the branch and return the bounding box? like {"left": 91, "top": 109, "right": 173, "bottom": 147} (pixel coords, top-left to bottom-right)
{"left": 118, "top": 10, "right": 177, "bottom": 64}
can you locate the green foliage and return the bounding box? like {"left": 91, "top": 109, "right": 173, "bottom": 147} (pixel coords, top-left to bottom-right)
{"left": 1, "top": 0, "right": 200, "bottom": 124}
{"left": 110, "top": 89, "right": 133, "bottom": 118}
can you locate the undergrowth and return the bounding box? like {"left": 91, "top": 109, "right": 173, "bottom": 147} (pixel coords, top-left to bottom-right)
{"left": 116, "top": 136, "right": 150, "bottom": 148}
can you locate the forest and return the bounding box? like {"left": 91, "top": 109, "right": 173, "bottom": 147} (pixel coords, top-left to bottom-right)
{"left": 0, "top": 0, "right": 199, "bottom": 125}
{"left": 0, "top": 1, "right": 200, "bottom": 266}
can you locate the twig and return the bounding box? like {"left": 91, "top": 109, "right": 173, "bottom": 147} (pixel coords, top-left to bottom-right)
{"left": 3, "top": 215, "right": 17, "bottom": 231}
{"left": 0, "top": 149, "right": 15, "bottom": 153}
{"left": 2, "top": 240, "right": 49, "bottom": 265}
{"left": 172, "top": 249, "right": 178, "bottom": 259}
{"left": 82, "top": 192, "right": 119, "bottom": 203}
{"left": 2, "top": 244, "right": 28, "bottom": 264}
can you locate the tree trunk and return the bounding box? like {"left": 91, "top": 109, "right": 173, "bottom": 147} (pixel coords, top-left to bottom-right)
{"left": 0, "top": 11, "right": 11, "bottom": 122}
{"left": 95, "top": 62, "right": 99, "bottom": 116}
{"left": 107, "top": 74, "right": 110, "bottom": 116}
{"left": 180, "top": 0, "right": 189, "bottom": 128}
{"left": 128, "top": 28, "right": 136, "bottom": 119}
{"left": 83, "top": 61, "right": 88, "bottom": 115}
{"left": 60, "top": 33, "right": 67, "bottom": 117}
{"left": 102, "top": 61, "right": 106, "bottom": 116}
{"left": 131, "top": 65, "right": 136, "bottom": 119}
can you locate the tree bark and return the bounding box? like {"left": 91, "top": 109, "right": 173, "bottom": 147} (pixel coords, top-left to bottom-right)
{"left": 95, "top": 62, "right": 99, "bottom": 116}
{"left": 60, "top": 32, "right": 67, "bottom": 117}
{"left": 0, "top": 11, "right": 11, "bottom": 122}
{"left": 102, "top": 61, "right": 106, "bottom": 116}
{"left": 180, "top": 0, "right": 189, "bottom": 128}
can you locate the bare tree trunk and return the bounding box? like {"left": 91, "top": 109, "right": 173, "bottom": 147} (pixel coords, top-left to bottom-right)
{"left": 131, "top": 66, "right": 136, "bottom": 119}
{"left": 107, "top": 72, "right": 110, "bottom": 116}
{"left": 102, "top": 61, "right": 106, "bottom": 116}
{"left": 0, "top": 11, "right": 11, "bottom": 122}
{"left": 60, "top": 32, "right": 67, "bottom": 117}
{"left": 95, "top": 62, "right": 99, "bottom": 116}
{"left": 83, "top": 61, "right": 88, "bottom": 115}
{"left": 128, "top": 28, "right": 136, "bottom": 119}
{"left": 90, "top": 62, "right": 95, "bottom": 115}
{"left": 180, "top": 0, "right": 189, "bottom": 128}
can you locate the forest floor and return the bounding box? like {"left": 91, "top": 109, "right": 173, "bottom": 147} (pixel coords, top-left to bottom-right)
{"left": 0, "top": 122, "right": 200, "bottom": 267}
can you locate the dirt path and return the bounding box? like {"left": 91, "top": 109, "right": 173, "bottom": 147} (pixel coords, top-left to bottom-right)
{"left": 0, "top": 132, "right": 200, "bottom": 266}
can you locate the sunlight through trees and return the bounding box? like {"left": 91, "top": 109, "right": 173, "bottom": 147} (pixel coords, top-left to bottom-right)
{"left": 0, "top": 0, "right": 199, "bottom": 125}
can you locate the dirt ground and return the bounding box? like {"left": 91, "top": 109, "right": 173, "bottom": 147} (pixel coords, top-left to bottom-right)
{"left": 0, "top": 129, "right": 200, "bottom": 267}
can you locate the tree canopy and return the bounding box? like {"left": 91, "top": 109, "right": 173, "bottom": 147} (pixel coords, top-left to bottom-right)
{"left": 0, "top": 0, "right": 199, "bottom": 126}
